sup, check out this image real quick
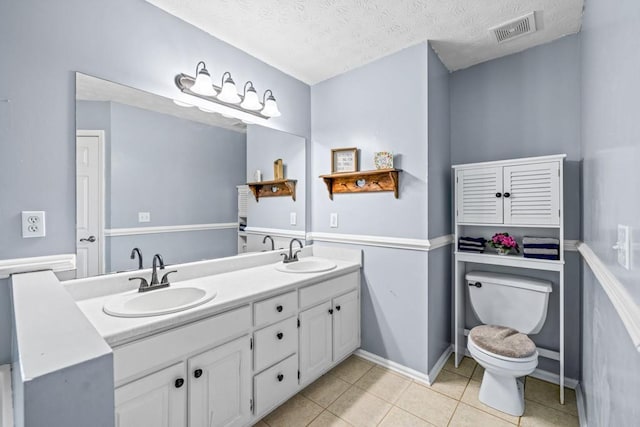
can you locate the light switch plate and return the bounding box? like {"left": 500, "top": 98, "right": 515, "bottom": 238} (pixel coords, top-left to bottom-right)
{"left": 330, "top": 213, "right": 338, "bottom": 228}
{"left": 138, "top": 212, "right": 151, "bottom": 223}
{"left": 290, "top": 212, "right": 297, "bottom": 226}
{"left": 615, "top": 224, "right": 631, "bottom": 270}
{"left": 22, "top": 211, "right": 46, "bottom": 238}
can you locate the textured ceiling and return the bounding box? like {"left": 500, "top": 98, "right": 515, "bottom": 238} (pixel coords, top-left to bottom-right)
{"left": 145, "top": 0, "right": 583, "bottom": 84}
{"left": 76, "top": 73, "right": 245, "bottom": 132}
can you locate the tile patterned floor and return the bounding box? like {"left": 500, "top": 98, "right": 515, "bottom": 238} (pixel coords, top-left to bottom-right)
{"left": 254, "top": 354, "right": 580, "bottom": 427}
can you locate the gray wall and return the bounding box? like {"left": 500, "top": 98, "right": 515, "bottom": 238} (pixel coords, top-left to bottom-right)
{"left": 580, "top": 0, "right": 640, "bottom": 423}
{"left": 449, "top": 35, "right": 582, "bottom": 379}
{"left": 0, "top": 0, "right": 310, "bottom": 364}
{"left": 246, "top": 125, "right": 306, "bottom": 232}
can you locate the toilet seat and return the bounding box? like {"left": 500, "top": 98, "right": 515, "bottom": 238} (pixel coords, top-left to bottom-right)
{"left": 468, "top": 334, "right": 538, "bottom": 374}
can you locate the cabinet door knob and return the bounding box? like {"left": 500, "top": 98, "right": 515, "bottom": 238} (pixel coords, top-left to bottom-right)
{"left": 277, "top": 373, "right": 284, "bottom": 382}
{"left": 495, "top": 192, "right": 502, "bottom": 198}
{"left": 276, "top": 332, "right": 284, "bottom": 340}
{"left": 276, "top": 305, "right": 283, "bottom": 312}
{"left": 328, "top": 308, "right": 334, "bottom": 315}
{"left": 194, "top": 368, "right": 203, "bottom": 378}
{"left": 503, "top": 192, "right": 511, "bottom": 198}
{"left": 335, "top": 305, "right": 341, "bottom": 311}
{"left": 174, "top": 378, "right": 184, "bottom": 388}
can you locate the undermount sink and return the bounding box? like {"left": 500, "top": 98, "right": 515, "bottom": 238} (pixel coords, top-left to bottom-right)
{"left": 103, "top": 286, "right": 217, "bottom": 318}
{"left": 275, "top": 257, "right": 337, "bottom": 273}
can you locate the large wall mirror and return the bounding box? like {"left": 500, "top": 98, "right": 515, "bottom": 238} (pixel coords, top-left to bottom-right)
{"left": 75, "top": 73, "right": 305, "bottom": 278}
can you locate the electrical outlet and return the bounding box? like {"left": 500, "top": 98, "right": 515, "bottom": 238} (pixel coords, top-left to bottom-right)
{"left": 138, "top": 212, "right": 151, "bottom": 223}
{"left": 613, "top": 224, "right": 631, "bottom": 270}
{"left": 330, "top": 213, "right": 338, "bottom": 228}
{"left": 22, "top": 211, "right": 46, "bottom": 238}
{"left": 290, "top": 212, "right": 297, "bottom": 226}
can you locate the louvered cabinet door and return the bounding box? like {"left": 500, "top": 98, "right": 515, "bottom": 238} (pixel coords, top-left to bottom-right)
{"left": 503, "top": 162, "right": 560, "bottom": 225}
{"left": 456, "top": 167, "right": 504, "bottom": 224}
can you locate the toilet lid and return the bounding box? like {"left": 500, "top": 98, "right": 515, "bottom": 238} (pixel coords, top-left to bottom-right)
{"left": 469, "top": 325, "right": 536, "bottom": 358}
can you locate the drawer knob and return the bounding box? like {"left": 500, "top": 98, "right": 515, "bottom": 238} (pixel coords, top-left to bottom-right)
{"left": 495, "top": 192, "right": 502, "bottom": 198}
{"left": 174, "top": 378, "right": 184, "bottom": 388}
{"left": 335, "top": 305, "right": 341, "bottom": 311}
{"left": 277, "top": 373, "right": 284, "bottom": 382}
{"left": 276, "top": 305, "right": 283, "bottom": 312}
{"left": 194, "top": 368, "right": 203, "bottom": 378}
{"left": 328, "top": 308, "right": 334, "bottom": 315}
{"left": 276, "top": 332, "right": 284, "bottom": 340}
{"left": 503, "top": 192, "right": 511, "bottom": 198}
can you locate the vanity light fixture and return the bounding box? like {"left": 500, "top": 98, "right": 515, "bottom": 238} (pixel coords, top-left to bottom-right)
{"left": 175, "top": 61, "right": 282, "bottom": 120}
{"left": 240, "top": 81, "right": 262, "bottom": 111}
{"left": 189, "top": 61, "right": 217, "bottom": 97}
{"left": 261, "top": 90, "right": 281, "bottom": 118}
{"left": 217, "top": 72, "right": 241, "bottom": 104}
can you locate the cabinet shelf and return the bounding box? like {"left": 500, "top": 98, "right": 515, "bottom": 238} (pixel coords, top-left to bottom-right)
{"left": 319, "top": 169, "right": 401, "bottom": 200}
{"left": 247, "top": 179, "right": 297, "bottom": 202}
{"left": 455, "top": 251, "right": 564, "bottom": 272}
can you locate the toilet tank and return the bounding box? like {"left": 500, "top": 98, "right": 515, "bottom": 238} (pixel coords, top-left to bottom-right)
{"left": 466, "top": 271, "right": 552, "bottom": 334}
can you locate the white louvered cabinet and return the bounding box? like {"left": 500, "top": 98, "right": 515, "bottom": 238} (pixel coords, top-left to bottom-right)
{"left": 456, "top": 160, "right": 560, "bottom": 226}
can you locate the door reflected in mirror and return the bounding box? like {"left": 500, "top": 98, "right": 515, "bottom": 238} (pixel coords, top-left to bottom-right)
{"left": 75, "top": 73, "right": 305, "bottom": 279}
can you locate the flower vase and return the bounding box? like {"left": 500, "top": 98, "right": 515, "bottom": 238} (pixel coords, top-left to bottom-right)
{"left": 496, "top": 247, "right": 510, "bottom": 256}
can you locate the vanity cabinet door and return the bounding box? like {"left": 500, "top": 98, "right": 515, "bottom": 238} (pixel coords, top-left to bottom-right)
{"left": 456, "top": 167, "right": 504, "bottom": 224}
{"left": 503, "top": 161, "right": 560, "bottom": 226}
{"left": 115, "top": 362, "right": 186, "bottom": 427}
{"left": 188, "top": 336, "right": 252, "bottom": 427}
{"left": 332, "top": 290, "right": 360, "bottom": 362}
{"left": 299, "top": 301, "right": 333, "bottom": 384}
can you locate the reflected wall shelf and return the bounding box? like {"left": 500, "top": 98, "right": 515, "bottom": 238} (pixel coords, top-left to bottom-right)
{"left": 319, "top": 169, "right": 401, "bottom": 200}
{"left": 247, "top": 179, "right": 296, "bottom": 202}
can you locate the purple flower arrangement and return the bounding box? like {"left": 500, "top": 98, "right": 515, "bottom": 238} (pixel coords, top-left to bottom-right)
{"left": 489, "top": 232, "right": 520, "bottom": 255}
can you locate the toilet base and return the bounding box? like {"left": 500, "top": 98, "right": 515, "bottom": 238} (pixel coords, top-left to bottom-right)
{"left": 478, "top": 370, "right": 525, "bottom": 416}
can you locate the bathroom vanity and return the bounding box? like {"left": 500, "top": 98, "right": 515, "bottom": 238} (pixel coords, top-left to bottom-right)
{"left": 65, "top": 246, "right": 361, "bottom": 427}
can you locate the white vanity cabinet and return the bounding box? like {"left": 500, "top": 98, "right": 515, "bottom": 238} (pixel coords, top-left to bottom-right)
{"left": 456, "top": 160, "right": 560, "bottom": 226}
{"left": 299, "top": 273, "right": 360, "bottom": 384}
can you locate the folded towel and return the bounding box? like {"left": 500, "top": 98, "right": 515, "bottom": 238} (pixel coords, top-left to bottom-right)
{"left": 458, "top": 245, "right": 485, "bottom": 253}
{"left": 524, "top": 253, "right": 560, "bottom": 260}
{"left": 523, "top": 243, "right": 560, "bottom": 249}
{"left": 522, "top": 237, "right": 559, "bottom": 245}
{"left": 523, "top": 248, "right": 559, "bottom": 255}
{"left": 460, "top": 236, "right": 487, "bottom": 244}
{"left": 459, "top": 240, "right": 485, "bottom": 247}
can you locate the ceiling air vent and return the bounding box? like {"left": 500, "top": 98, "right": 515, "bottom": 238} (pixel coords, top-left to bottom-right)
{"left": 490, "top": 12, "right": 537, "bottom": 43}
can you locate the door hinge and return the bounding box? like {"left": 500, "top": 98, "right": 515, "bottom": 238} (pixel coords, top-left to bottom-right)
{"left": 297, "top": 318, "right": 300, "bottom": 328}
{"left": 456, "top": 176, "right": 459, "bottom": 183}
{"left": 250, "top": 398, "right": 253, "bottom": 412}
{"left": 298, "top": 370, "right": 300, "bottom": 380}
{"left": 250, "top": 338, "right": 253, "bottom": 350}
{"left": 558, "top": 209, "right": 561, "bottom": 217}
{"left": 456, "top": 210, "right": 458, "bottom": 216}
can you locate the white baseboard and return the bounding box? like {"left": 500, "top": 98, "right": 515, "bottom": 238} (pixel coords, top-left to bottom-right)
{"left": 427, "top": 345, "right": 453, "bottom": 384}
{"left": 354, "top": 349, "right": 431, "bottom": 386}
{"left": 575, "top": 383, "right": 588, "bottom": 427}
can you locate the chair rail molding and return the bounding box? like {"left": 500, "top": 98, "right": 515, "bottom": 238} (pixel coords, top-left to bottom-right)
{"left": 105, "top": 222, "right": 237, "bottom": 237}
{"left": 244, "top": 226, "right": 306, "bottom": 239}
{"left": 307, "top": 232, "right": 432, "bottom": 251}
{"left": 0, "top": 254, "right": 77, "bottom": 279}
{"left": 577, "top": 241, "right": 640, "bottom": 352}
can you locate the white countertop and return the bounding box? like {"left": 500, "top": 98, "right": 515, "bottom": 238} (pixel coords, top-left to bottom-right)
{"left": 75, "top": 248, "right": 361, "bottom": 347}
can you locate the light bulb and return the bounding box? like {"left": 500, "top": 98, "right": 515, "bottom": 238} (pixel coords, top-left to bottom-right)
{"left": 217, "top": 73, "right": 241, "bottom": 104}
{"left": 190, "top": 62, "right": 216, "bottom": 97}
{"left": 240, "top": 83, "right": 263, "bottom": 111}
{"left": 261, "top": 91, "right": 281, "bottom": 117}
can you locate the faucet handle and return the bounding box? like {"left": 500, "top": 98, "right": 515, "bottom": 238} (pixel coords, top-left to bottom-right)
{"left": 129, "top": 276, "right": 150, "bottom": 290}
{"left": 280, "top": 252, "right": 289, "bottom": 261}
{"left": 293, "top": 250, "right": 302, "bottom": 261}
{"left": 161, "top": 270, "right": 178, "bottom": 285}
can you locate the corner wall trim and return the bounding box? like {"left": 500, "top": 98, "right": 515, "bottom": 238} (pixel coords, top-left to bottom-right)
{"left": 105, "top": 222, "right": 237, "bottom": 237}
{"left": 354, "top": 349, "right": 431, "bottom": 385}
{"left": 244, "top": 226, "right": 306, "bottom": 239}
{"left": 577, "top": 241, "right": 640, "bottom": 353}
{"left": 575, "top": 383, "right": 588, "bottom": 427}
{"left": 0, "top": 254, "right": 77, "bottom": 279}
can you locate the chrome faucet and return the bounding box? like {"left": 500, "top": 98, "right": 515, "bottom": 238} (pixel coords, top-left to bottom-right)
{"left": 129, "top": 253, "right": 177, "bottom": 292}
{"left": 262, "top": 235, "right": 275, "bottom": 251}
{"left": 130, "top": 247, "right": 143, "bottom": 270}
{"left": 281, "top": 238, "right": 303, "bottom": 263}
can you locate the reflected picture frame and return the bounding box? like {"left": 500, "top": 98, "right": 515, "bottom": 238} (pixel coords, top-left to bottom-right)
{"left": 331, "top": 147, "right": 358, "bottom": 173}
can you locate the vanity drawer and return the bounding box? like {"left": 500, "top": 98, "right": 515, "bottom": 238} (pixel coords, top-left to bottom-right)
{"left": 254, "top": 316, "right": 298, "bottom": 372}
{"left": 254, "top": 291, "right": 297, "bottom": 328}
{"left": 253, "top": 353, "right": 298, "bottom": 416}
{"left": 113, "top": 305, "right": 251, "bottom": 385}
{"left": 299, "top": 272, "right": 359, "bottom": 309}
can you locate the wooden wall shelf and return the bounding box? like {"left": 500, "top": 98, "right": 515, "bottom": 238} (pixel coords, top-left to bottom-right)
{"left": 247, "top": 179, "right": 297, "bottom": 202}
{"left": 319, "top": 169, "right": 401, "bottom": 200}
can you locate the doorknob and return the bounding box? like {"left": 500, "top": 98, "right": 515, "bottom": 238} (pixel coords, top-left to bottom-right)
{"left": 80, "top": 236, "right": 96, "bottom": 243}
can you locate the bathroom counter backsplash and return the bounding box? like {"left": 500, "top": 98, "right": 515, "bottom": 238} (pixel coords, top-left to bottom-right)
{"left": 69, "top": 246, "right": 361, "bottom": 347}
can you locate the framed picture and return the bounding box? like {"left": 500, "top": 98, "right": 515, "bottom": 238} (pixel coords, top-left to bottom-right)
{"left": 331, "top": 147, "right": 358, "bottom": 173}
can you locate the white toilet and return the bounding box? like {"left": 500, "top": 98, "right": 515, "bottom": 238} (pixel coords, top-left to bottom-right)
{"left": 466, "top": 271, "right": 552, "bottom": 416}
